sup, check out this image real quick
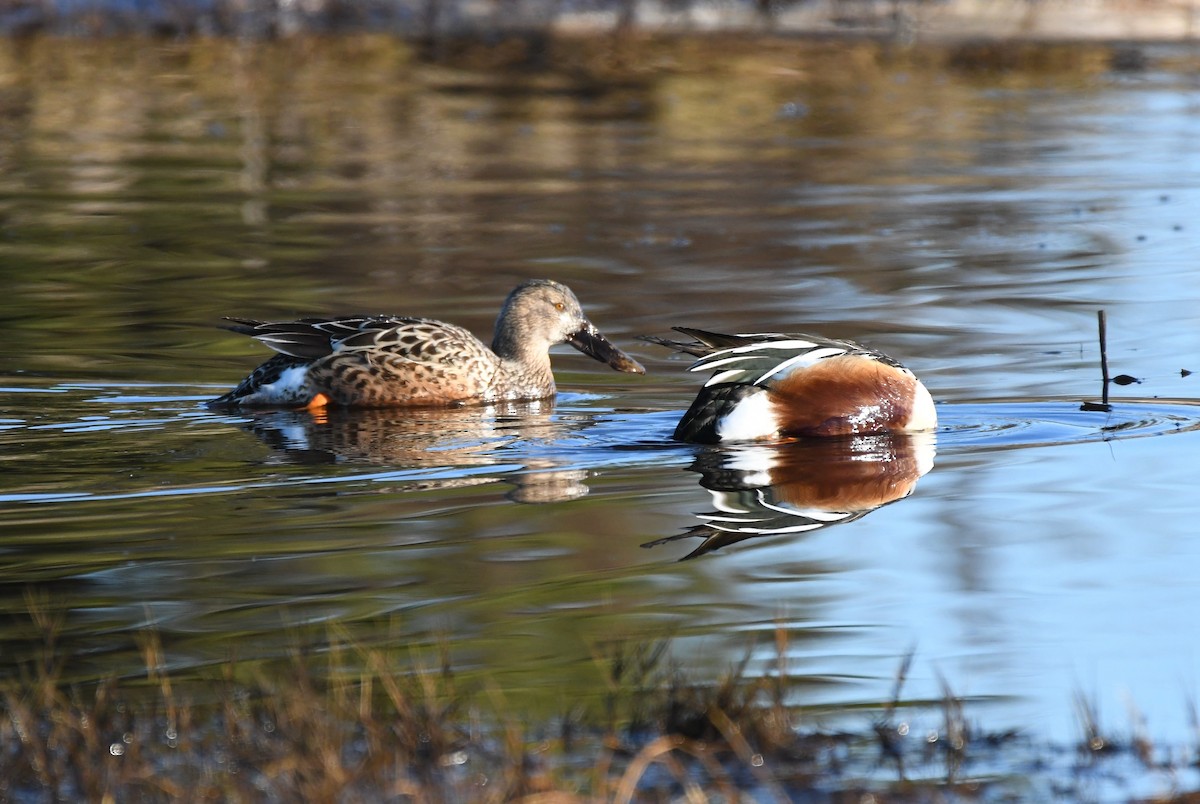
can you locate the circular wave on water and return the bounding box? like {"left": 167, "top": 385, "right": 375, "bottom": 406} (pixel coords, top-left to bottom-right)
{"left": 934, "top": 397, "right": 1200, "bottom": 451}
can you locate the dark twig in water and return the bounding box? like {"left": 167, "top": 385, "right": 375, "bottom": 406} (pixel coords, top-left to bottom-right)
{"left": 1082, "top": 310, "right": 1114, "bottom": 412}
{"left": 1099, "top": 310, "right": 1110, "bottom": 404}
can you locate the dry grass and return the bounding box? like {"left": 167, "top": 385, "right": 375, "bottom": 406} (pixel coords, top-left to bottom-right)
{"left": 0, "top": 605, "right": 1197, "bottom": 802}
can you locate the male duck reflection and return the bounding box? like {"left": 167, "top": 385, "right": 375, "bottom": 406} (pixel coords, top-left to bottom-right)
{"left": 644, "top": 328, "right": 937, "bottom": 442}
{"left": 645, "top": 434, "right": 935, "bottom": 560}
{"left": 210, "top": 279, "right": 644, "bottom": 409}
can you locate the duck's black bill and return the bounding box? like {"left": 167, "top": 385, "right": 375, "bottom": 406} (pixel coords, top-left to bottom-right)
{"left": 568, "top": 325, "right": 645, "bottom": 374}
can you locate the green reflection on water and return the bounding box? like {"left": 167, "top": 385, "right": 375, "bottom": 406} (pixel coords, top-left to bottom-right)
{"left": 0, "top": 35, "right": 1134, "bottom": 386}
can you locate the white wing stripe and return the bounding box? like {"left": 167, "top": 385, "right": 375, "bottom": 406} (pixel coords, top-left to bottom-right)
{"left": 803, "top": 346, "right": 849, "bottom": 361}
{"left": 690, "top": 340, "right": 827, "bottom": 373}
{"left": 702, "top": 514, "right": 770, "bottom": 523}
{"left": 688, "top": 354, "right": 761, "bottom": 372}
{"left": 753, "top": 354, "right": 806, "bottom": 384}
{"left": 723, "top": 339, "right": 819, "bottom": 354}
{"left": 696, "top": 339, "right": 820, "bottom": 361}
{"left": 704, "top": 369, "right": 747, "bottom": 387}
{"left": 752, "top": 346, "right": 848, "bottom": 384}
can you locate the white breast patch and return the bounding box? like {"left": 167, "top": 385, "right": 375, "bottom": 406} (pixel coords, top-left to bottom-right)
{"left": 715, "top": 390, "right": 779, "bottom": 442}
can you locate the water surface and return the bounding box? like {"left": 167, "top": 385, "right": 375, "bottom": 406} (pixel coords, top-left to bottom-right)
{"left": 1, "top": 38, "right": 1199, "bottom": 761}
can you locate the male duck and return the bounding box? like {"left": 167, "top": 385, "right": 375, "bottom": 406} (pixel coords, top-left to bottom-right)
{"left": 210, "top": 279, "right": 644, "bottom": 409}
{"left": 645, "top": 327, "right": 936, "bottom": 443}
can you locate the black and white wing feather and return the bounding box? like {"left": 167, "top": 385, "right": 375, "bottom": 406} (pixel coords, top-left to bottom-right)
{"left": 644, "top": 327, "right": 897, "bottom": 389}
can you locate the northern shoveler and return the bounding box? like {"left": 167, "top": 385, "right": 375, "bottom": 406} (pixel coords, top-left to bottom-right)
{"left": 645, "top": 327, "right": 936, "bottom": 443}
{"left": 210, "top": 279, "right": 645, "bottom": 409}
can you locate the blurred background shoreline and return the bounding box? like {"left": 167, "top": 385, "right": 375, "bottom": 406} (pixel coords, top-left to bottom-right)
{"left": 0, "top": 0, "right": 1197, "bottom": 41}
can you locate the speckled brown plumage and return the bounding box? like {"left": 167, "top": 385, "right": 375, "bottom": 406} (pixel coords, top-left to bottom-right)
{"left": 210, "top": 280, "right": 644, "bottom": 409}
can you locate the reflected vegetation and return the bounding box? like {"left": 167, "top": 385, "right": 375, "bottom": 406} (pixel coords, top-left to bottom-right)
{"left": 646, "top": 432, "right": 935, "bottom": 559}
{"left": 0, "top": 36, "right": 1188, "bottom": 389}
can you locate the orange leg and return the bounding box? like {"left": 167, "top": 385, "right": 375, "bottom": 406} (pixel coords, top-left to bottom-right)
{"left": 304, "top": 393, "right": 332, "bottom": 424}
{"left": 304, "top": 392, "right": 331, "bottom": 411}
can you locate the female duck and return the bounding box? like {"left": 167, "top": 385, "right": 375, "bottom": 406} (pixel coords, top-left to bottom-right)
{"left": 646, "top": 327, "right": 936, "bottom": 443}
{"left": 210, "top": 279, "right": 644, "bottom": 409}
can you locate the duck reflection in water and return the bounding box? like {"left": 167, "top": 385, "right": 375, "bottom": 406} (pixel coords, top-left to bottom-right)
{"left": 645, "top": 432, "right": 935, "bottom": 560}
{"left": 225, "top": 402, "right": 589, "bottom": 503}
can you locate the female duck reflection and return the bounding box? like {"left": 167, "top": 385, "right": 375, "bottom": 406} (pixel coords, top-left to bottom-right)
{"left": 227, "top": 404, "right": 593, "bottom": 504}
{"left": 642, "top": 327, "right": 937, "bottom": 559}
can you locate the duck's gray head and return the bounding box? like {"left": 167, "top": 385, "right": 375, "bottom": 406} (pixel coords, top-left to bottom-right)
{"left": 492, "top": 279, "right": 645, "bottom": 374}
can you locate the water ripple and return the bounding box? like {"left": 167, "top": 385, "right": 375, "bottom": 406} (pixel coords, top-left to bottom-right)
{"left": 935, "top": 398, "right": 1200, "bottom": 451}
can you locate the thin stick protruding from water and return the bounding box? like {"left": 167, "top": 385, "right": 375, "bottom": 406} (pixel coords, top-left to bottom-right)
{"left": 1098, "top": 310, "right": 1110, "bottom": 404}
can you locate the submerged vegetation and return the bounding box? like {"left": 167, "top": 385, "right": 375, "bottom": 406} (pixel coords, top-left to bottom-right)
{"left": 2, "top": 604, "right": 1197, "bottom": 802}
